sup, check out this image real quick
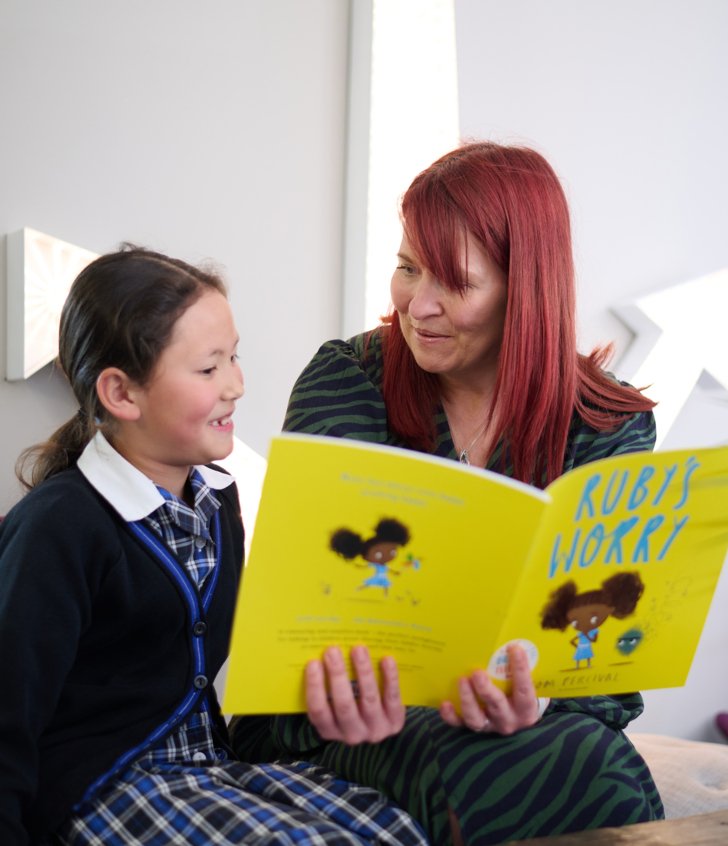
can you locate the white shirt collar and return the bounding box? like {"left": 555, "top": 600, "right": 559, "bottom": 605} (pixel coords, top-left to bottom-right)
{"left": 77, "top": 431, "right": 234, "bottom": 521}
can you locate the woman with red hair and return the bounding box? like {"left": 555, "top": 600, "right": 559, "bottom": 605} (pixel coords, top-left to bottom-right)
{"left": 233, "top": 142, "right": 663, "bottom": 844}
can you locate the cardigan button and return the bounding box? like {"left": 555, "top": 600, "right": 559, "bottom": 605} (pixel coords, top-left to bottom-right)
{"left": 193, "top": 621, "right": 207, "bottom": 637}
{"left": 193, "top": 674, "right": 208, "bottom": 690}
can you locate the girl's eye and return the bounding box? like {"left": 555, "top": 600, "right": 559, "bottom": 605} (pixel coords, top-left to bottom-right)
{"left": 231, "top": 353, "right": 240, "bottom": 363}
{"left": 200, "top": 367, "right": 217, "bottom": 375}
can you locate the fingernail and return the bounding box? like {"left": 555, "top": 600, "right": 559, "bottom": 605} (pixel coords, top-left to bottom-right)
{"left": 325, "top": 646, "right": 343, "bottom": 668}
{"left": 508, "top": 644, "right": 524, "bottom": 663}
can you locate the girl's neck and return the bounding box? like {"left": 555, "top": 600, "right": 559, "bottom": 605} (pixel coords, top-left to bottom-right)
{"left": 149, "top": 467, "right": 194, "bottom": 504}
{"left": 107, "top": 432, "right": 192, "bottom": 502}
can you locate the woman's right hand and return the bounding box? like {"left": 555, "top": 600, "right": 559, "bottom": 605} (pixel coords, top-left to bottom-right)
{"left": 305, "top": 645, "right": 406, "bottom": 744}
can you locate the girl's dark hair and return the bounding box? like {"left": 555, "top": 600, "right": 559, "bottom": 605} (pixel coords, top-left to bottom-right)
{"left": 330, "top": 518, "right": 410, "bottom": 559}
{"left": 540, "top": 572, "right": 645, "bottom": 631}
{"left": 16, "top": 246, "right": 227, "bottom": 490}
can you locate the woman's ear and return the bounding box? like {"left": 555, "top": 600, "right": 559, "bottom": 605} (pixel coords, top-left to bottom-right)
{"left": 96, "top": 367, "right": 142, "bottom": 421}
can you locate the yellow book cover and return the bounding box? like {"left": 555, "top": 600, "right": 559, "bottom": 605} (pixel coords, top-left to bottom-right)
{"left": 223, "top": 434, "right": 728, "bottom": 714}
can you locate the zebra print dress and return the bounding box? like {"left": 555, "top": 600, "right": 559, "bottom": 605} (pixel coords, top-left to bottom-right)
{"left": 232, "top": 330, "right": 664, "bottom": 845}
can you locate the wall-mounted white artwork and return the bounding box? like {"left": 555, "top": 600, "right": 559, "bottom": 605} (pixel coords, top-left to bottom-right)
{"left": 5, "top": 228, "right": 98, "bottom": 381}
{"left": 613, "top": 268, "right": 728, "bottom": 447}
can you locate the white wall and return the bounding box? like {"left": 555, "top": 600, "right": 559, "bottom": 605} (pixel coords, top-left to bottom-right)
{"left": 0, "top": 0, "right": 348, "bottom": 514}
{"left": 2, "top": 0, "right": 726, "bottom": 742}
{"left": 455, "top": 0, "right": 728, "bottom": 741}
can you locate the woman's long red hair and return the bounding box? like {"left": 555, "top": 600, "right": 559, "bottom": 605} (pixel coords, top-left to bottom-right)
{"left": 381, "top": 142, "right": 654, "bottom": 487}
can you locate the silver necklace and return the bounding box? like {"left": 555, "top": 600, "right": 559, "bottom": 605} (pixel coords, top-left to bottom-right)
{"left": 457, "top": 421, "right": 488, "bottom": 465}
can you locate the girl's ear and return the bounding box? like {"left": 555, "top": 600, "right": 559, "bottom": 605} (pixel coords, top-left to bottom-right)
{"left": 96, "top": 367, "right": 142, "bottom": 421}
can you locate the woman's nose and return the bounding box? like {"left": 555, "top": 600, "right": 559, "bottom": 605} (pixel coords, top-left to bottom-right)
{"left": 408, "top": 272, "right": 444, "bottom": 320}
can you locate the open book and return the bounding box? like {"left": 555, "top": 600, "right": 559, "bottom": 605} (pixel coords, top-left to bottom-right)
{"left": 223, "top": 434, "right": 728, "bottom": 714}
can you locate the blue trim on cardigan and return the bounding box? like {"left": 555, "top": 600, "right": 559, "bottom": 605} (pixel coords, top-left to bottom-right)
{"left": 77, "top": 512, "right": 221, "bottom": 807}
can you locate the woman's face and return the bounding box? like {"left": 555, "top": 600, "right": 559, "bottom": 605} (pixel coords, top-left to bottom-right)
{"left": 390, "top": 232, "right": 508, "bottom": 386}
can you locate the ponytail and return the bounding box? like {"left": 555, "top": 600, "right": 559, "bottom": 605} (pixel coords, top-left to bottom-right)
{"left": 16, "top": 409, "right": 94, "bottom": 491}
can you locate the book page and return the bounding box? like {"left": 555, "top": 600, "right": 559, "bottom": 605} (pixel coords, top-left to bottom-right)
{"left": 493, "top": 446, "right": 728, "bottom": 697}
{"left": 223, "top": 434, "right": 547, "bottom": 714}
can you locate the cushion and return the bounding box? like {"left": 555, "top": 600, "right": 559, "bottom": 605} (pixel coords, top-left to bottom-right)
{"left": 630, "top": 732, "right": 728, "bottom": 819}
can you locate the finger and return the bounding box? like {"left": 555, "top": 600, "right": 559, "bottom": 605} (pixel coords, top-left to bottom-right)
{"left": 469, "top": 670, "right": 516, "bottom": 733}
{"left": 350, "top": 648, "right": 405, "bottom": 741}
{"left": 438, "top": 699, "right": 464, "bottom": 728}
{"left": 323, "top": 646, "right": 367, "bottom": 743}
{"left": 507, "top": 644, "right": 539, "bottom": 721}
{"left": 456, "top": 675, "right": 492, "bottom": 732}
{"left": 378, "top": 655, "right": 406, "bottom": 732}
{"left": 305, "top": 659, "right": 339, "bottom": 739}
{"left": 350, "top": 645, "right": 384, "bottom": 719}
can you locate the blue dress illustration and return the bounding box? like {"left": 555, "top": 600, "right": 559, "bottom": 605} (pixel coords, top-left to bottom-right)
{"left": 362, "top": 562, "right": 393, "bottom": 590}
{"left": 573, "top": 629, "right": 599, "bottom": 664}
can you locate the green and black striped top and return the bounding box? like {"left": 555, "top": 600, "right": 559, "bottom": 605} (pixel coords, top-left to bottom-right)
{"left": 233, "top": 331, "right": 662, "bottom": 843}
{"left": 283, "top": 329, "right": 657, "bottom": 478}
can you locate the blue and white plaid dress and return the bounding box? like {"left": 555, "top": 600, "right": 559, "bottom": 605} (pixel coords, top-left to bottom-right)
{"left": 53, "top": 473, "right": 426, "bottom": 846}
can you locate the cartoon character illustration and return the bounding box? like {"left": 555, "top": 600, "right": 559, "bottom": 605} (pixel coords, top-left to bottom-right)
{"left": 615, "top": 627, "right": 644, "bottom": 656}
{"left": 329, "top": 518, "right": 413, "bottom": 596}
{"left": 540, "top": 573, "right": 645, "bottom": 669}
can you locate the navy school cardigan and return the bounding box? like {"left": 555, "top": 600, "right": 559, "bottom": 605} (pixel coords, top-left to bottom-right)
{"left": 0, "top": 467, "right": 244, "bottom": 845}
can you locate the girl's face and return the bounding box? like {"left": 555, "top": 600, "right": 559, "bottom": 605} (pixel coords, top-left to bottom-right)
{"left": 569, "top": 602, "right": 613, "bottom": 633}
{"left": 117, "top": 290, "right": 244, "bottom": 494}
{"left": 390, "top": 232, "right": 508, "bottom": 388}
{"left": 365, "top": 541, "right": 400, "bottom": 565}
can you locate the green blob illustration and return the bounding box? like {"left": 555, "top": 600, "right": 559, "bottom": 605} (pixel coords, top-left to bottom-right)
{"left": 615, "top": 627, "right": 643, "bottom": 656}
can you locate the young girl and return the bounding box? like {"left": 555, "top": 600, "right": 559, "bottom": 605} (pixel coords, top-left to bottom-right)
{"left": 0, "top": 247, "right": 426, "bottom": 846}
{"left": 330, "top": 518, "right": 411, "bottom": 595}
{"left": 540, "top": 573, "right": 646, "bottom": 669}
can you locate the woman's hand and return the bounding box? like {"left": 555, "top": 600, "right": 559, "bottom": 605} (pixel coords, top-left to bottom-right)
{"left": 439, "top": 643, "right": 543, "bottom": 735}
{"left": 305, "top": 645, "right": 406, "bottom": 745}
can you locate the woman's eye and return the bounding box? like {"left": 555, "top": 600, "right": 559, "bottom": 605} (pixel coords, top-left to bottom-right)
{"left": 396, "top": 263, "right": 416, "bottom": 276}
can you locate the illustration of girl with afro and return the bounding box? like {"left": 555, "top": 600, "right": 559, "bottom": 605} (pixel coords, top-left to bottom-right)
{"left": 329, "top": 518, "right": 413, "bottom": 596}
{"left": 540, "top": 572, "right": 645, "bottom": 669}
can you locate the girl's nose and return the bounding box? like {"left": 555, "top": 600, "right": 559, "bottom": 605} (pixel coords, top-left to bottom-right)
{"left": 224, "top": 364, "right": 245, "bottom": 400}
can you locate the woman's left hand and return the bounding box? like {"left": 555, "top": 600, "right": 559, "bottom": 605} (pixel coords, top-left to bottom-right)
{"left": 439, "top": 643, "right": 543, "bottom": 735}
{"left": 305, "top": 644, "right": 406, "bottom": 745}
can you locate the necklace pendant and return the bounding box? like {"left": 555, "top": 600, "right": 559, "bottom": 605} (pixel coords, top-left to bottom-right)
{"left": 459, "top": 449, "right": 470, "bottom": 465}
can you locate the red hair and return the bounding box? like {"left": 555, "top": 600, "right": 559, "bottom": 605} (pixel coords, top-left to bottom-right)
{"left": 381, "top": 141, "right": 654, "bottom": 487}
